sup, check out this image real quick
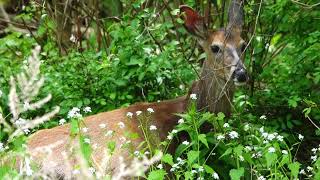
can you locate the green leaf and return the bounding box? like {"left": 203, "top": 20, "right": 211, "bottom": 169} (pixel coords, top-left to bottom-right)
{"left": 70, "top": 119, "right": 79, "bottom": 136}
{"left": 184, "top": 171, "right": 193, "bottom": 180}
{"left": 219, "top": 148, "right": 232, "bottom": 159}
{"left": 162, "top": 154, "right": 174, "bottom": 166}
{"left": 147, "top": 170, "right": 166, "bottom": 180}
{"left": 288, "top": 162, "right": 300, "bottom": 178}
{"left": 229, "top": 168, "right": 244, "bottom": 180}
{"left": 187, "top": 150, "right": 199, "bottom": 166}
{"left": 266, "top": 153, "right": 278, "bottom": 167}
{"left": 107, "top": 141, "right": 116, "bottom": 154}
{"left": 204, "top": 165, "right": 214, "bottom": 174}
{"left": 198, "top": 134, "right": 209, "bottom": 148}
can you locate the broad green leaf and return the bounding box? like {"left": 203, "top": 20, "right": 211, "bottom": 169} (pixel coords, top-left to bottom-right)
{"left": 162, "top": 154, "right": 174, "bottom": 166}
{"left": 288, "top": 162, "right": 300, "bottom": 178}
{"left": 229, "top": 168, "right": 244, "bottom": 180}
{"left": 219, "top": 148, "right": 232, "bottom": 159}
{"left": 187, "top": 150, "right": 199, "bottom": 166}
{"left": 184, "top": 171, "right": 193, "bottom": 180}
{"left": 266, "top": 153, "right": 277, "bottom": 167}
{"left": 198, "top": 134, "right": 209, "bottom": 148}
{"left": 204, "top": 165, "right": 214, "bottom": 174}
{"left": 147, "top": 170, "right": 166, "bottom": 180}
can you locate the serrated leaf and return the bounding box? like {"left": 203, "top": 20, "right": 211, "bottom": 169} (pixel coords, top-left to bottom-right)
{"left": 229, "top": 168, "right": 244, "bottom": 180}
{"left": 288, "top": 162, "right": 300, "bottom": 178}
{"left": 147, "top": 169, "right": 166, "bottom": 180}
{"left": 198, "top": 134, "right": 209, "bottom": 148}
{"left": 266, "top": 153, "right": 277, "bottom": 167}
{"left": 187, "top": 150, "right": 199, "bottom": 166}
{"left": 162, "top": 154, "right": 174, "bottom": 166}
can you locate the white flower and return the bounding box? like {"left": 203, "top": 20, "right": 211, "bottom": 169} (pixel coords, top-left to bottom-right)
{"left": 81, "top": 127, "right": 89, "bottom": 133}
{"left": 252, "top": 152, "right": 262, "bottom": 158}
{"left": 282, "top": 150, "right": 288, "bottom": 155}
{"left": 259, "top": 127, "right": 264, "bottom": 133}
{"left": 172, "top": 129, "right": 178, "bottom": 134}
{"left": 277, "top": 135, "right": 284, "bottom": 142}
{"left": 136, "top": 111, "right": 142, "bottom": 116}
{"left": 134, "top": 151, "right": 140, "bottom": 156}
{"left": 126, "top": 112, "right": 133, "bottom": 118}
{"left": 311, "top": 155, "right": 317, "bottom": 162}
{"left": 191, "top": 170, "right": 197, "bottom": 174}
{"left": 118, "top": 122, "right": 125, "bottom": 129}
{"left": 213, "top": 172, "right": 219, "bottom": 179}
{"left": 307, "top": 166, "right": 313, "bottom": 172}
{"left": 70, "top": 34, "right": 76, "bottom": 43}
{"left": 268, "top": 147, "right": 276, "bottom": 153}
{"left": 257, "top": 176, "right": 266, "bottom": 180}
{"left": 190, "top": 93, "right": 197, "bottom": 100}
{"left": 198, "top": 166, "right": 204, "bottom": 172}
{"left": 182, "top": 141, "right": 190, "bottom": 146}
{"left": 260, "top": 115, "right": 267, "bottom": 120}
{"left": 298, "top": 134, "right": 304, "bottom": 140}
{"left": 217, "top": 135, "right": 225, "bottom": 140}
{"left": 244, "top": 124, "right": 250, "bottom": 131}
{"left": 178, "top": 118, "right": 184, "bottom": 124}
{"left": 149, "top": 125, "right": 157, "bottom": 131}
{"left": 312, "top": 148, "right": 318, "bottom": 154}
{"left": 15, "top": 118, "right": 27, "bottom": 127}
{"left": 84, "top": 138, "right": 91, "bottom": 144}
{"left": 67, "top": 107, "right": 82, "bottom": 119}
{"left": 239, "top": 155, "right": 244, "bottom": 161}
{"left": 299, "top": 169, "right": 306, "bottom": 174}
{"left": 83, "top": 106, "right": 92, "bottom": 113}
{"left": 267, "top": 133, "right": 276, "bottom": 141}
{"left": 23, "top": 129, "right": 30, "bottom": 134}
{"left": 59, "top": 119, "right": 66, "bottom": 125}
{"left": 157, "top": 164, "right": 163, "bottom": 169}
{"left": 88, "top": 167, "right": 95, "bottom": 174}
{"left": 262, "top": 132, "right": 268, "bottom": 138}
{"left": 263, "top": 140, "right": 269, "bottom": 144}
{"left": 105, "top": 130, "right": 114, "bottom": 137}
{"left": 170, "top": 168, "right": 176, "bottom": 172}
{"left": 99, "top": 123, "right": 106, "bottom": 129}
{"left": 245, "top": 146, "right": 252, "bottom": 151}
{"left": 0, "top": 90, "right": 2, "bottom": 97}
{"left": 229, "top": 131, "right": 239, "bottom": 139}
{"left": 147, "top": 108, "right": 154, "bottom": 113}
{"left": 223, "top": 123, "right": 230, "bottom": 128}
{"left": 144, "top": 151, "right": 150, "bottom": 155}
{"left": 167, "top": 134, "right": 173, "bottom": 140}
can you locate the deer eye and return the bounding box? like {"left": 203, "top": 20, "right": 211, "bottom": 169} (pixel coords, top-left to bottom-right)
{"left": 211, "top": 45, "right": 221, "bottom": 53}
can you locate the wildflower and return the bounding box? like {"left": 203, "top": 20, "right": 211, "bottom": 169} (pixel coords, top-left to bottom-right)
{"left": 147, "top": 108, "right": 154, "bottom": 113}
{"left": 81, "top": 127, "right": 89, "bottom": 133}
{"left": 70, "top": 34, "right": 76, "bottom": 43}
{"left": 83, "top": 106, "right": 92, "bottom": 113}
{"left": 282, "top": 150, "right": 288, "bottom": 155}
{"left": 223, "top": 123, "right": 230, "bottom": 128}
{"left": 239, "top": 155, "right": 244, "bottom": 161}
{"left": 144, "top": 151, "right": 150, "bottom": 155}
{"left": 307, "top": 166, "right": 313, "bottom": 172}
{"left": 136, "top": 111, "right": 142, "bottom": 116}
{"left": 182, "top": 141, "right": 190, "bottom": 146}
{"left": 157, "top": 164, "right": 163, "bottom": 169}
{"left": 245, "top": 146, "right": 252, "bottom": 151}
{"left": 59, "top": 119, "right": 66, "bottom": 125}
{"left": 67, "top": 107, "right": 82, "bottom": 119}
{"left": 252, "top": 152, "right": 262, "bottom": 158}
{"left": 268, "top": 147, "right": 276, "bottom": 153}
{"left": 277, "top": 135, "right": 284, "bottom": 142}
{"left": 84, "top": 138, "right": 90, "bottom": 144}
{"left": 198, "top": 166, "right": 204, "bottom": 172}
{"left": 134, "top": 151, "right": 140, "bottom": 157}
{"left": 217, "top": 134, "right": 225, "bottom": 140}
{"left": 88, "top": 167, "right": 95, "bottom": 174}
{"left": 23, "top": 101, "right": 30, "bottom": 110}
{"left": 99, "top": 123, "right": 106, "bottom": 129}
{"left": 118, "top": 122, "right": 125, "bottom": 129}
{"left": 311, "top": 155, "right": 317, "bottom": 162}
{"left": 105, "top": 130, "right": 114, "bottom": 137}
{"left": 0, "top": 90, "right": 2, "bottom": 97}
{"left": 178, "top": 118, "right": 184, "bottom": 124}
{"left": 229, "top": 131, "right": 239, "bottom": 139}
{"left": 260, "top": 115, "right": 267, "bottom": 120}
{"left": 191, "top": 170, "right": 197, "bottom": 174}
{"left": 170, "top": 168, "right": 176, "bottom": 172}
{"left": 213, "top": 172, "right": 219, "bottom": 179}
{"left": 262, "top": 132, "right": 268, "bottom": 138}
{"left": 259, "top": 127, "right": 264, "bottom": 133}
{"left": 298, "top": 134, "right": 304, "bottom": 140}
{"left": 190, "top": 93, "right": 197, "bottom": 100}
{"left": 257, "top": 176, "right": 266, "bottom": 180}
{"left": 244, "top": 124, "right": 250, "bottom": 131}
{"left": 126, "top": 112, "right": 133, "bottom": 118}
{"left": 172, "top": 129, "right": 178, "bottom": 134}
{"left": 167, "top": 134, "right": 173, "bottom": 140}
{"left": 149, "top": 125, "right": 157, "bottom": 131}
{"left": 267, "top": 133, "right": 276, "bottom": 141}
{"left": 263, "top": 140, "right": 269, "bottom": 144}
{"left": 299, "top": 169, "right": 306, "bottom": 174}
{"left": 312, "top": 148, "right": 318, "bottom": 153}
{"left": 23, "top": 129, "right": 30, "bottom": 134}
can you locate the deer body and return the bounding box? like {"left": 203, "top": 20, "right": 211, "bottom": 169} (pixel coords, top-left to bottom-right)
{"left": 26, "top": 0, "right": 248, "bottom": 178}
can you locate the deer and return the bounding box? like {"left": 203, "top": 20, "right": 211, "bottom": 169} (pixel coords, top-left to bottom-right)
{"left": 26, "top": 0, "right": 248, "bottom": 178}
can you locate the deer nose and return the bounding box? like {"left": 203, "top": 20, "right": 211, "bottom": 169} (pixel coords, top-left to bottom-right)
{"left": 234, "top": 68, "right": 247, "bottom": 82}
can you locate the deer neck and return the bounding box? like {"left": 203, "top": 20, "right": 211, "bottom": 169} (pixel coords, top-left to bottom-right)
{"left": 191, "top": 61, "right": 235, "bottom": 117}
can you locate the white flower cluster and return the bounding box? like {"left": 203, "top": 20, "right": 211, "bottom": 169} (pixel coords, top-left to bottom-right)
{"left": 0, "top": 142, "right": 4, "bottom": 152}
{"left": 310, "top": 145, "right": 320, "bottom": 162}
{"left": 259, "top": 126, "right": 284, "bottom": 143}
{"left": 170, "top": 157, "right": 186, "bottom": 172}
{"left": 67, "top": 107, "right": 82, "bottom": 119}
{"left": 167, "top": 129, "right": 178, "bottom": 140}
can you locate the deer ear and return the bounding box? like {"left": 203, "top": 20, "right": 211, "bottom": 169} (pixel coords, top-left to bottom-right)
{"left": 227, "top": 0, "right": 244, "bottom": 33}
{"left": 180, "top": 5, "right": 207, "bottom": 40}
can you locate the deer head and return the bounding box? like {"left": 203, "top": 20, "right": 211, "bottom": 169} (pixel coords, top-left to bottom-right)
{"left": 180, "top": 0, "right": 248, "bottom": 86}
